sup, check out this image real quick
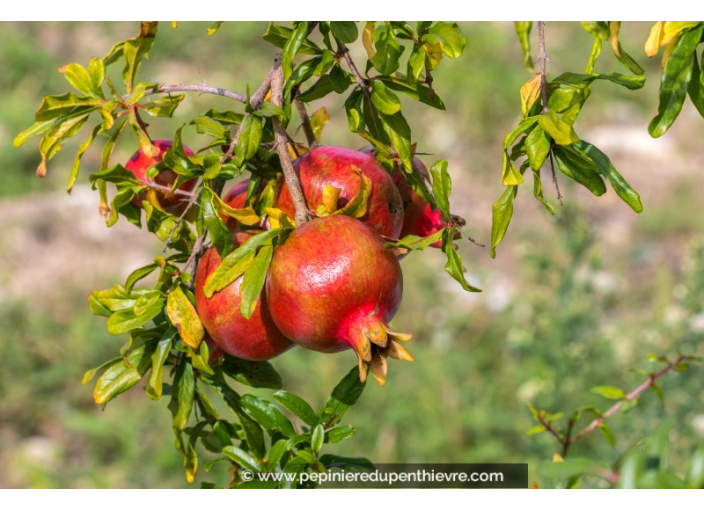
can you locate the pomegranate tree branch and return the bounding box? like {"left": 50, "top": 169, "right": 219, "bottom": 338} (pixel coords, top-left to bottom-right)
{"left": 271, "top": 56, "right": 310, "bottom": 225}
{"left": 294, "top": 98, "right": 318, "bottom": 148}
{"left": 568, "top": 354, "right": 688, "bottom": 448}
{"left": 337, "top": 40, "right": 370, "bottom": 98}
{"left": 140, "top": 179, "right": 198, "bottom": 199}
{"left": 140, "top": 84, "right": 247, "bottom": 103}
{"left": 537, "top": 21, "right": 563, "bottom": 205}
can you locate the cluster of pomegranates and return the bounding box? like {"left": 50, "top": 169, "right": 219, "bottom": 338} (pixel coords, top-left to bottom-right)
{"left": 127, "top": 143, "right": 447, "bottom": 385}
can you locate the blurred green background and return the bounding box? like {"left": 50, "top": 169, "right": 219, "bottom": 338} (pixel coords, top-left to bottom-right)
{"left": 1, "top": 21, "right": 704, "bottom": 488}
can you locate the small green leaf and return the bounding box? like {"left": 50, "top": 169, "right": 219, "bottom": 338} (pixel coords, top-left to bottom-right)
{"left": 515, "top": 22, "right": 534, "bottom": 72}
{"left": 551, "top": 71, "right": 645, "bottom": 90}
{"left": 35, "top": 93, "right": 100, "bottom": 121}
{"left": 331, "top": 21, "right": 358, "bottom": 44}
{"left": 125, "top": 264, "right": 158, "bottom": 294}
{"left": 422, "top": 22, "right": 466, "bottom": 59}
{"left": 319, "top": 366, "right": 367, "bottom": 427}
{"left": 93, "top": 341, "right": 156, "bottom": 405}
{"left": 266, "top": 440, "right": 289, "bottom": 471}
{"left": 591, "top": 386, "right": 627, "bottom": 400}
{"left": 553, "top": 146, "right": 606, "bottom": 196}
{"left": 599, "top": 423, "right": 616, "bottom": 446}
{"left": 537, "top": 111, "right": 579, "bottom": 145}
{"left": 384, "top": 229, "right": 445, "bottom": 251}
{"left": 320, "top": 454, "right": 375, "bottom": 471}
{"left": 490, "top": 186, "right": 517, "bottom": 258}
{"left": 371, "top": 80, "right": 401, "bottom": 115}
{"left": 282, "top": 21, "right": 310, "bottom": 80}
{"left": 311, "top": 424, "right": 324, "bottom": 453}
{"left": 146, "top": 329, "right": 176, "bottom": 400}
{"left": 262, "top": 23, "right": 320, "bottom": 55}
{"left": 325, "top": 425, "right": 356, "bottom": 443}
{"left": 376, "top": 75, "right": 445, "bottom": 110}
{"left": 273, "top": 391, "right": 319, "bottom": 426}
{"left": 223, "top": 446, "right": 262, "bottom": 472}
{"left": 106, "top": 305, "right": 162, "bottom": 335}
{"left": 240, "top": 394, "right": 296, "bottom": 437}
{"left": 239, "top": 243, "right": 274, "bottom": 320}
{"left": 371, "top": 24, "right": 405, "bottom": 74}
{"left": 169, "top": 356, "right": 195, "bottom": 430}
{"left": 526, "top": 425, "right": 546, "bottom": 437}
{"left": 220, "top": 357, "right": 283, "bottom": 389}
{"left": 328, "top": 63, "right": 352, "bottom": 94}
{"left": 67, "top": 123, "right": 102, "bottom": 193}
{"left": 207, "top": 21, "right": 223, "bottom": 35}
{"left": 525, "top": 126, "right": 551, "bottom": 171}
{"left": 429, "top": 160, "right": 451, "bottom": 221}
{"left": 442, "top": 230, "right": 481, "bottom": 292}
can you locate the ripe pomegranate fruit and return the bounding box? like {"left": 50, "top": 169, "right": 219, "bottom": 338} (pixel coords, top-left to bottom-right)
{"left": 276, "top": 146, "right": 404, "bottom": 238}
{"left": 266, "top": 215, "right": 414, "bottom": 385}
{"left": 126, "top": 139, "right": 196, "bottom": 214}
{"left": 360, "top": 146, "right": 446, "bottom": 246}
{"left": 195, "top": 232, "right": 293, "bottom": 361}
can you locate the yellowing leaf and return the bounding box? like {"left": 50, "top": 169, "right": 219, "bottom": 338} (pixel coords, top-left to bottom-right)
{"left": 211, "top": 192, "right": 261, "bottom": 226}
{"left": 310, "top": 107, "right": 330, "bottom": 142}
{"left": 287, "top": 142, "right": 309, "bottom": 160}
{"left": 264, "top": 207, "right": 289, "bottom": 229}
{"left": 520, "top": 73, "right": 542, "bottom": 118}
{"left": 609, "top": 21, "right": 621, "bottom": 57}
{"left": 166, "top": 286, "right": 204, "bottom": 349}
{"left": 36, "top": 157, "right": 47, "bottom": 178}
{"left": 322, "top": 184, "right": 342, "bottom": 214}
{"left": 362, "top": 22, "right": 376, "bottom": 59}
{"left": 171, "top": 21, "right": 178, "bottom": 29}
{"left": 537, "top": 111, "right": 579, "bottom": 145}
{"left": 645, "top": 21, "right": 665, "bottom": 57}
{"left": 423, "top": 41, "right": 443, "bottom": 70}
{"left": 553, "top": 453, "right": 564, "bottom": 463}
{"left": 661, "top": 21, "right": 701, "bottom": 46}
{"left": 146, "top": 188, "right": 166, "bottom": 213}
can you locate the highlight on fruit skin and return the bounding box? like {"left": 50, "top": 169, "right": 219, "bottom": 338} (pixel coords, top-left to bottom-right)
{"left": 265, "top": 214, "right": 414, "bottom": 385}
{"left": 276, "top": 145, "right": 405, "bottom": 238}
{"left": 125, "top": 139, "right": 196, "bottom": 214}
{"left": 195, "top": 232, "right": 294, "bottom": 362}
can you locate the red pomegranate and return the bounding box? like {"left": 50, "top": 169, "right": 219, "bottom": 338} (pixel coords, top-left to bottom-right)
{"left": 195, "top": 232, "right": 293, "bottom": 361}
{"left": 266, "top": 215, "right": 414, "bottom": 385}
{"left": 360, "top": 146, "right": 446, "bottom": 246}
{"left": 276, "top": 146, "right": 404, "bottom": 238}
{"left": 126, "top": 139, "right": 197, "bottom": 214}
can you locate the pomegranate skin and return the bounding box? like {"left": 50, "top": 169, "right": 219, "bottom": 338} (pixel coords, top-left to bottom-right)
{"left": 195, "top": 233, "right": 293, "bottom": 361}
{"left": 360, "top": 147, "right": 446, "bottom": 246}
{"left": 276, "top": 146, "right": 404, "bottom": 238}
{"left": 266, "top": 215, "right": 402, "bottom": 354}
{"left": 126, "top": 139, "right": 196, "bottom": 214}
{"left": 222, "top": 180, "right": 251, "bottom": 231}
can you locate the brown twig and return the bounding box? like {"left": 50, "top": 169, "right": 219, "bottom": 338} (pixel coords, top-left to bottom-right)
{"left": 337, "top": 40, "right": 370, "bottom": 98}
{"left": 568, "top": 355, "right": 687, "bottom": 448}
{"left": 140, "top": 83, "right": 247, "bottom": 103}
{"left": 271, "top": 55, "right": 310, "bottom": 226}
{"left": 294, "top": 98, "right": 318, "bottom": 148}
{"left": 140, "top": 179, "right": 198, "bottom": 199}
{"left": 537, "top": 21, "right": 563, "bottom": 205}
{"left": 163, "top": 196, "right": 197, "bottom": 251}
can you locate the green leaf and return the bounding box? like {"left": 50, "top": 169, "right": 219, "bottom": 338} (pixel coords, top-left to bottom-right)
{"left": 35, "top": 93, "right": 100, "bottom": 121}
{"left": 266, "top": 439, "right": 289, "bottom": 471}
{"left": 376, "top": 75, "right": 445, "bottom": 110}
{"left": 525, "top": 126, "right": 551, "bottom": 171}
{"left": 407, "top": 45, "right": 426, "bottom": 82}
{"left": 531, "top": 168, "right": 555, "bottom": 215}
{"left": 442, "top": 230, "right": 482, "bottom": 292}
{"left": 490, "top": 186, "right": 517, "bottom": 258}
{"left": 282, "top": 21, "right": 310, "bottom": 80}
{"left": 384, "top": 228, "right": 445, "bottom": 251}
{"left": 688, "top": 49, "right": 704, "bottom": 117}
{"left": 551, "top": 71, "right": 645, "bottom": 90}
{"left": 526, "top": 425, "right": 546, "bottom": 437}
{"left": 599, "top": 423, "right": 615, "bottom": 446}
{"left": 422, "top": 22, "right": 466, "bottom": 59}
{"left": 122, "top": 21, "right": 158, "bottom": 93}
{"left": 82, "top": 356, "right": 121, "bottom": 385}
{"left": 429, "top": 160, "right": 451, "bottom": 221}
{"left": 537, "top": 111, "right": 579, "bottom": 145}
{"left": 262, "top": 23, "right": 320, "bottom": 55}
{"left": 296, "top": 450, "right": 316, "bottom": 465}
{"left": 311, "top": 424, "right": 324, "bottom": 453}
{"left": 329, "top": 63, "right": 352, "bottom": 94}
{"left": 326, "top": 425, "right": 356, "bottom": 444}
{"left": 201, "top": 188, "right": 233, "bottom": 258}
{"left": 319, "top": 366, "right": 367, "bottom": 427}
{"left": 203, "top": 229, "right": 279, "bottom": 298}
{"left": 553, "top": 146, "right": 606, "bottom": 196}
{"left": 320, "top": 454, "right": 375, "bottom": 471}
{"left": 223, "top": 446, "right": 262, "bottom": 472}
{"left": 571, "top": 140, "right": 643, "bottom": 212}
{"left": 331, "top": 21, "right": 358, "bottom": 44}
{"left": 591, "top": 386, "right": 627, "bottom": 400}
{"left": 169, "top": 357, "right": 195, "bottom": 430}
{"left": 125, "top": 263, "right": 159, "bottom": 294}
{"left": 371, "top": 80, "right": 401, "bottom": 115}
{"left": 106, "top": 305, "right": 162, "bottom": 335}
{"left": 146, "top": 329, "right": 176, "bottom": 400}
{"left": 240, "top": 394, "right": 296, "bottom": 437}
{"left": 235, "top": 114, "right": 263, "bottom": 165}
{"left": 297, "top": 75, "right": 335, "bottom": 102}
{"left": 649, "top": 25, "right": 703, "bottom": 137}
{"left": 220, "top": 357, "right": 283, "bottom": 389}
{"left": 166, "top": 285, "right": 205, "bottom": 349}
{"left": 380, "top": 111, "right": 413, "bottom": 173}
{"left": 93, "top": 341, "right": 156, "bottom": 405}
{"left": 192, "top": 116, "right": 227, "bottom": 140}
{"left": 515, "top": 22, "right": 534, "bottom": 72}
{"left": 239, "top": 243, "right": 274, "bottom": 320}
{"left": 60, "top": 62, "right": 102, "bottom": 97}
{"left": 371, "top": 24, "right": 405, "bottom": 74}
{"left": 133, "top": 290, "right": 163, "bottom": 316}
{"left": 252, "top": 102, "right": 285, "bottom": 119}
{"left": 273, "top": 391, "right": 319, "bottom": 426}
{"left": 88, "top": 57, "right": 106, "bottom": 93}
{"left": 13, "top": 120, "right": 55, "bottom": 148}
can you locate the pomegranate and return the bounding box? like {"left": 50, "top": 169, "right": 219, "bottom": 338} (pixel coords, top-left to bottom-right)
{"left": 266, "top": 215, "right": 413, "bottom": 385}
{"left": 195, "top": 232, "right": 293, "bottom": 361}
{"left": 276, "top": 146, "right": 404, "bottom": 238}
{"left": 222, "top": 180, "right": 250, "bottom": 231}
{"left": 126, "top": 139, "right": 197, "bottom": 214}
{"left": 360, "top": 146, "right": 446, "bottom": 246}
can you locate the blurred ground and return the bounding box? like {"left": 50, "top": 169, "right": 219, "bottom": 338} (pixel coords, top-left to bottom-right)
{"left": 1, "top": 21, "right": 703, "bottom": 488}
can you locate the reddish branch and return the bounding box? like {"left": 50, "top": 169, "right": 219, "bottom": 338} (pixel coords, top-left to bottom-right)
{"left": 294, "top": 98, "right": 318, "bottom": 148}
{"left": 337, "top": 40, "right": 370, "bottom": 98}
